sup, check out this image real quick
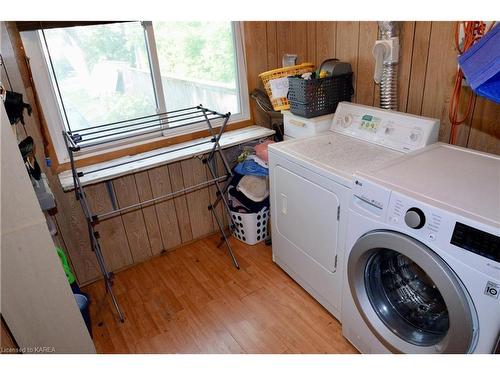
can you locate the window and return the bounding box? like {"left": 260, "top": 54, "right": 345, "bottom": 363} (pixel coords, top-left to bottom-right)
{"left": 153, "top": 21, "right": 241, "bottom": 117}
{"left": 42, "top": 22, "right": 157, "bottom": 131}
{"left": 21, "top": 21, "right": 249, "bottom": 163}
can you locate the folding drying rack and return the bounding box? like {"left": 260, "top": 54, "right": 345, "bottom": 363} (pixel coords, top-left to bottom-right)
{"left": 63, "top": 105, "right": 239, "bottom": 322}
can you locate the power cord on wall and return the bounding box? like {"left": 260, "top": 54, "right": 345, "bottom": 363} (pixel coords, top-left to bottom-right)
{"left": 448, "top": 21, "right": 495, "bottom": 144}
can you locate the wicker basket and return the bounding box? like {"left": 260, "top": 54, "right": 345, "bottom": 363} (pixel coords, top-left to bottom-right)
{"left": 259, "top": 63, "right": 315, "bottom": 111}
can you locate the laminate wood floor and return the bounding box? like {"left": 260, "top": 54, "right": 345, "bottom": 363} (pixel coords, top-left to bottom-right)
{"left": 83, "top": 234, "right": 357, "bottom": 354}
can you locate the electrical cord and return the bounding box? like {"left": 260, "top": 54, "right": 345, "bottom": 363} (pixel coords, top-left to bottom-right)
{"left": 448, "top": 21, "right": 492, "bottom": 144}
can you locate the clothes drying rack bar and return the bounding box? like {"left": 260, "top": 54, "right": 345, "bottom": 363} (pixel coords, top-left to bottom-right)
{"left": 68, "top": 106, "right": 226, "bottom": 149}
{"left": 97, "top": 175, "right": 228, "bottom": 221}
{"left": 63, "top": 105, "right": 239, "bottom": 323}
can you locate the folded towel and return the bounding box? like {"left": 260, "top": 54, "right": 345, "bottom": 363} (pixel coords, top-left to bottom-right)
{"left": 228, "top": 186, "right": 269, "bottom": 213}
{"left": 228, "top": 171, "right": 269, "bottom": 213}
{"left": 237, "top": 175, "right": 269, "bottom": 202}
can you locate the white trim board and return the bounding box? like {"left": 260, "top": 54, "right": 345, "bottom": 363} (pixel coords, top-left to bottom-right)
{"left": 59, "top": 125, "right": 275, "bottom": 191}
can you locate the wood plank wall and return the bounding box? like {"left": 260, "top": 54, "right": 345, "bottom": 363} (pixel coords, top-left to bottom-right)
{"left": 244, "top": 21, "right": 500, "bottom": 154}
{"left": 67, "top": 159, "right": 232, "bottom": 284}
{"left": 3, "top": 21, "right": 498, "bottom": 286}
{"left": 1, "top": 21, "right": 240, "bottom": 286}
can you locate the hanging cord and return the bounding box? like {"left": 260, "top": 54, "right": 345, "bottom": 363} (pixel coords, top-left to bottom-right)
{"left": 448, "top": 21, "right": 491, "bottom": 144}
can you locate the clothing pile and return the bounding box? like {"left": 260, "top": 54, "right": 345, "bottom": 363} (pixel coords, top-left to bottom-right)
{"left": 228, "top": 140, "right": 274, "bottom": 214}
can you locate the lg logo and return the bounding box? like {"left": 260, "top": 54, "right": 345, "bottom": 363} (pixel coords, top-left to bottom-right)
{"left": 484, "top": 282, "right": 499, "bottom": 299}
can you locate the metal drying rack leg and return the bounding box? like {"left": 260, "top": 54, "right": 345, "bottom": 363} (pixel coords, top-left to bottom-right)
{"left": 62, "top": 105, "right": 242, "bottom": 322}
{"left": 64, "top": 133, "right": 125, "bottom": 323}
{"left": 202, "top": 108, "right": 240, "bottom": 269}
{"left": 205, "top": 155, "right": 239, "bottom": 269}
{"left": 88, "top": 224, "right": 125, "bottom": 322}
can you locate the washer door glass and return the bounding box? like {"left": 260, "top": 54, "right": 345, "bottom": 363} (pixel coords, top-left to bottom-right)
{"left": 365, "top": 249, "right": 449, "bottom": 346}
{"left": 348, "top": 231, "right": 476, "bottom": 353}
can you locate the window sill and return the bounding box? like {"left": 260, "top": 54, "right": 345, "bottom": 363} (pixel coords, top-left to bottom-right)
{"left": 54, "top": 119, "right": 254, "bottom": 172}
{"left": 58, "top": 125, "right": 275, "bottom": 191}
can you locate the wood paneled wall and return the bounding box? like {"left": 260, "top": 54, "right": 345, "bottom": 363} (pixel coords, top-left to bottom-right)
{"left": 1, "top": 22, "right": 233, "bottom": 286}
{"left": 68, "top": 157, "right": 230, "bottom": 284}
{"left": 244, "top": 21, "right": 499, "bottom": 154}
{"left": 3, "top": 21, "right": 498, "bottom": 287}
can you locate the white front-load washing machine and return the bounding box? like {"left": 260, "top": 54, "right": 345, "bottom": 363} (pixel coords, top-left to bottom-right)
{"left": 342, "top": 143, "right": 500, "bottom": 353}
{"left": 268, "top": 102, "right": 439, "bottom": 321}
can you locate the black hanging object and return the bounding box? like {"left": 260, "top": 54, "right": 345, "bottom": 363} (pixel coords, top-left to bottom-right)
{"left": 18, "top": 136, "right": 41, "bottom": 180}
{"left": 18, "top": 135, "right": 35, "bottom": 159}
{"left": 4, "top": 90, "right": 32, "bottom": 125}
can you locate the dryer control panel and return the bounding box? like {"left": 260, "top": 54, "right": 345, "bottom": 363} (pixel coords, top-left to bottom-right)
{"left": 331, "top": 102, "right": 440, "bottom": 153}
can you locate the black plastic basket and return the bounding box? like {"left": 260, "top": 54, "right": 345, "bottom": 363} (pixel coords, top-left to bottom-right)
{"left": 288, "top": 73, "right": 354, "bottom": 118}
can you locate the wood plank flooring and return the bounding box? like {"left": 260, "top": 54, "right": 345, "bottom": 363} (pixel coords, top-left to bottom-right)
{"left": 82, "top": 234, "right": 357, "bottom": 354}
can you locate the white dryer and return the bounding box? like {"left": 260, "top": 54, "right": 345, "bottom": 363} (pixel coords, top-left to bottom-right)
{"left": 268, "top": 102, "right": 439, "bottom": 321}
{"left": 343, "top": 143, "right": 500, "bottom": 353}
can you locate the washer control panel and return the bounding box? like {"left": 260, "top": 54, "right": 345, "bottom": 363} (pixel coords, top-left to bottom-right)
{"left": 331, "top": 102, "right": 439, "bottom": 153}
{"left": 450, "top": 222, "right": 500, "bottom": 263}
{"left": 404, "top": 207, "right": 426, "bottom": 229}
{"left": 351, "top": 175, "right": 500, "bottom": 278}
{"left": 387, "top": 194, "right": 444, "bottom": 242}
{"left": 386, "top": 190, "right": 500, "bottom": 277}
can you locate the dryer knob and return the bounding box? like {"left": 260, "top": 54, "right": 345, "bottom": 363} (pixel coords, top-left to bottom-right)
{"left": 404, "top": 207, "right": 426, "bottom": 229}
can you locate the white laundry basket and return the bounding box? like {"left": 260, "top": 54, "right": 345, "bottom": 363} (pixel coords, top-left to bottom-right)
{"left": 230, "top": 207, "right": 270, "bottom": 245}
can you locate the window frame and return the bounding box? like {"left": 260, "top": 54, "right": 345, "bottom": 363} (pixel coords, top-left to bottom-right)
{"left": 21, "top": 21, "right": 250, "bottom": 165}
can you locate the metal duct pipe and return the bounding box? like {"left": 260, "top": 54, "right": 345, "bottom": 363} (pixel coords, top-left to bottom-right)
{"left": 373, "top": 22, "right": 400, "bottom": 110}
{"left": 378, "top": 21, "right": 399, "bottom": 39}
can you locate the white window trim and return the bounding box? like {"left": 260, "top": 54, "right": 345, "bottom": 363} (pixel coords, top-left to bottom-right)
{"left": 21, "top": 21, "right": 250, "bottom": 164}
{"left": 142, "top": 21, "right": 166, "bottom": 114}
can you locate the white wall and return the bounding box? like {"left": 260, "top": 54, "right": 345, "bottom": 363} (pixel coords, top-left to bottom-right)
{"left": 0, "top": 102, "right": 95, "bottom": 353}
